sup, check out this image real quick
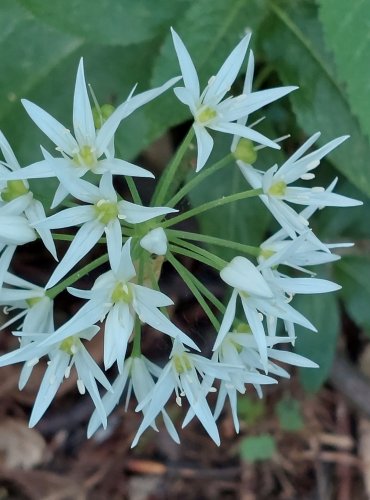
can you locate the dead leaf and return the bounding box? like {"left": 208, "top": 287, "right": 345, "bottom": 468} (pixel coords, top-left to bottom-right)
{"left": 0, "top": 418, "right": 46, "bottom": 469}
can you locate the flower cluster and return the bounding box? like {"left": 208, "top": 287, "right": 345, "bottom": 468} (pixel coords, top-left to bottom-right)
{"left": 0, "top": 30, "right": 361, "bottom": 445}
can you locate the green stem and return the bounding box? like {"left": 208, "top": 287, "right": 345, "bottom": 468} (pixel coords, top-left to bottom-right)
{"left": 46, "top": 253, "right": 109, "bottom": 299}
{"left": 166, "top": 229, "right": 260, "bottom": 257}
{"left": 126, "top": 176, "right": 142, "bottom": 205}
{"left": 166, "top": 153, "right": 233, "bottom": 208}
{"left": 167, "top": 252, "right": 220, "bottom": 331}
{"left": 51, "top": 232, "right": 107, "bottom": 244}
{"left": 131, "top": 316, "right": 142, "bottom": 358}
{"left": 169, "top": 244, "right": 222, "bottom": 271}
{"left": 162, "top": 188, "right": 262, "bottom": 229}
{"left": 151, "top": 127, "right": 194, "bottom": 206}
{"left": 170, "top": 236, "right": 227, "bottom": 269}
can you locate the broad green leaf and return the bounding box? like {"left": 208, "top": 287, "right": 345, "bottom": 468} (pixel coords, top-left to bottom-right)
{"left": 0, "top": 17, "right": 82, "bottom": 125}
{"left": 334, "top": 256, "right": 370, "bottom": 333}
{"left": 18, "top": 0, "right": 190, "bottom": 46}
{"left": 148, "top": 0, "right": 266, "bottom": 139}
{"left": 319, "top": 0, "right": 370, "bottom": 141}
{"left": 276, "top": 397, "right": 304, "bottom": 431}
{"left": 262, "top": 0, "right": 370, "bottom": 196}
{"left": 240, "top": 434, "right": 276, "bottom": 462}
{"left": 0, "top": 33, "right": 163, "bottom": 205}
{"left": 293, "top": 292, "right": 340, "bottom": 392}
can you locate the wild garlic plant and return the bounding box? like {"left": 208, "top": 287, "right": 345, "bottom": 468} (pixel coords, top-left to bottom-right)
{"left": 0, "top": 29, "right": 361, "bottom": 446}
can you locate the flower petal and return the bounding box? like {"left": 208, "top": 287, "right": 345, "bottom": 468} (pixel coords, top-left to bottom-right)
{"left": 22, "top": 99, "right": 78, "bottom": 155}
{"left": 193, "top": 123, "right": 214, "bottom": 172}
{"left": 171, "top": 28, "right": 200, "bottom": 99}
{"left": 73, "top": 58, "right": 96, "bottom": 147}
{"left": 46, "top": 221, "right": 104, "bottom": 288}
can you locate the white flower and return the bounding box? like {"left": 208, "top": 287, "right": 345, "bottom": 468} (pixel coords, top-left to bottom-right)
{"left": 171, "top": 29, "right": 296, "bottom": 171}
{"left": 1, "top": 59, "right": 180, "bottom": 206}
{"left": 38, "top": 238, "right": 199, "bottom": 371}
{"left": 238, "top": 133, "right": 362, "bottom": 238}
{"left": 0, "top": 272, "right": 54, "bottom": 389}
{"left": 215, "top": 256, "right": 316, "bottom": 367}
{"left": 88, "top": 355, "right": 179, "bottom": 444}
{"left": 131, "top": 339, "right": 232, "bottom": 447}
{"left": 34, "top": 174, "right": 176, "bottom": 288}
{"left": 0, "top": 325, "right": 111, "bottom": 428}
{"left": 213, "top": 330, "right": 317, "bottom": 431}
{"left": 0, "top": 194, "right": 37, "bottom": 288}
{"left": 140, "top": 227, "right": 168, "bottom": 255}
{"left": 0, "top": 131, "right": 57, "bottom": 259}
{"left": 259, "top": 230, "right": 348, "bottom": 273}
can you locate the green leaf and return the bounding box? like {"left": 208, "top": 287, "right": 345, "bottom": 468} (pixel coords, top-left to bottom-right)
{"left": 334, "top": 256, "right": 370, "bottom": 333}
{"left": 262, "top": 0, "right": 370, "bottom": 196}
{"left": 19, "top": 0, "right": 190, "bottom": 46}
{"left": 319, "top": 0, "right": 370, "bottom": 142}
{"left": 276, "top": 397, "right": 304, "bottom": 431}
{"left": 240, "top": 434, "right": 276, "bottom": 462}
{"left": 148, "top": 0, "right": 266, "bottom": 138}
{"left": 238, "top": 395, "right": 265, "bottom": 426}
{"left": 293, "top": 292, "right": 340, "bottom": 392}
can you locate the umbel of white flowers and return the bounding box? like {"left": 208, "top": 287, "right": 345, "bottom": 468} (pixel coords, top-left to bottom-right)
{"left": 0, "top": 28, "right": 362, "bottom": 447}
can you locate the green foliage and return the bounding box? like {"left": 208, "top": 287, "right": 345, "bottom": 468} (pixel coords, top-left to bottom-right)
{"left": 19, "top": 0, "right": 189, "bottom": 46}
{"left": 276, "top": 397, "right": 304, "bottom": 431}
{"left": 334, "top": 256, "right": 370, "bottom": 333}
{"left": 293, "top": 292, "right": 340, "bottom": 392}
{"left": 240, "top": 434, "right": 276, "bottom": 462}
{"left": 238, "top": 395, "right": 266, "bottom": 426}
{"left": 319, "top": 0, "right": 370, "bottom": 142}
{"left": 262, "top": 0, "right": 370, "bottom": 196}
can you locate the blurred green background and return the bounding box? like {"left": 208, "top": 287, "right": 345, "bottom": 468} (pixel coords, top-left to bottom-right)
{"left": 1, "top": 0, "right": 370, "bottom": 394}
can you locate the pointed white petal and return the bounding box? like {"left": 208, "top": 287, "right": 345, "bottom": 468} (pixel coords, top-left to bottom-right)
{"left": 25, "top": 200, "right": 57, "bottom": 260}
{"left": 204, "top": 33, "right": 250, "bottom": 103}
{"left": 171, "top": 28, "right": 200, "bottom": 98}
{"left": 193, "top": 123, "right": 213, "bottom": 172}
{"left": 22, "top": 99, "right": 78, "bottom": 155}
{"left": 211, "top": 121, "right": 279, "bottom": 150}
{"left": 34, "top": 205, "right": 94, "bottom": 230}
{"left": 106, "top": 219, "right": 122, "bottom": 272}
{"left": 29, "top": 352, "right": 69, "bottom": 427}
{"left": 0, "top": 131, "right": 20, "bottom": 169}
{"left": 46, "top": 221, "right": 104, "bottom": 288}
{"left": 96, "top": 76, "right": 181, "bottom": 156}
{"left": 94, "top": 158, "right": 154, "bottom": 178}
{"left": 116, "top": 237, "right": 136, "bottom": 281}
{"left": 213, "top": 289, "right": 238, "bottom": 351}
{"left": 73, "top": 58, "right": 96, "bottom": 147}
{"left": 119, "top": 200, "right": 176, "bottom": 223}
{"left": 134, "top": 299, "right": 199, "bottom": 350}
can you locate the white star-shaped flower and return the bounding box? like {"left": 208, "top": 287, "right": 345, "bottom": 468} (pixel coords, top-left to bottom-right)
{"left": 34, "top": 174, "right": 176, "bottom": 288}
{"left": 0, "top": 325, "right": 111, "bottom": 429}
{"left": 215, "top": 256, "right": 316, "bottom": 367}
{"left": 0, "top": 131, "right": 57, "bottom": 260}
{"left": 88, "top": 355, "right": 179, "bottom": 444}
{"left": 131, "top": 339, "right": 233, "bottom": 447}
{"left": 171, "top": 28, "right": 296, "bottom": 171}
{"left": 1, "top": 59, "right": 180, "bottom": 206}
{"left": 213, "top": 330, "right": 317, "bottom": 432}
{"left": 36, "top": 238, "right": 199, "bottom": 371}
{"left": 238, "top": 133, "right": 362, "bottom": 238}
